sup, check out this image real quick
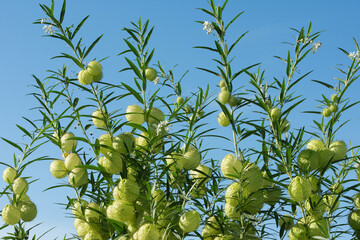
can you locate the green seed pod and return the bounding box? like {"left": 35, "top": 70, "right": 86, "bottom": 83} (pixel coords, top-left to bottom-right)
{"left": 304, "top": 194, "right": 326, "bottom": 219}
{"left": 329, "top": 141, "right": 347, "bottom": 161}
{"left": 145, "top": 68, "right": 157, "bottom": 81}
{"left": 126, "top": 105, "right": 145, "bottom": 125}
{"left": 3, "top": 167, "right": 17, "bottom": 184}
{"left": 288, "top": 176, "right": 311, "bottom": 202}
{"left": 84, "top": 202, "right": 101, "bottom": 222}
{"left": 115, "top": 178, "right": 140, "bottom": 203}
{"left": 228, "top": 95, "right": 239, "bottom": 107}
{"left": 112, "top": 132, "right": 135, "bottom": 154}
{"left": 19, "top": 201, "right": 37, "bottom": 222}
{"left": 220, "top": 154, "right": 242, "bottom": 179}
{"left": 288, "top": 223, "right": 307, "bottom": 240}
{"left": 219, "top": 80, "right": 227, "bottom": 88}
{"left": 350, "top": 210, "right": 360, "bottom": 230}
{"left": 147, "top": 107, "right": 164, "bottom": 124}
{"left": 87, "top": 61, "right": 102, "bottom": 76}
{"left": 263, "top": 186, "right": 282, "bottom": 205}
{"left": 218, "top": 90, "right": 230, "bottom": 105}
{"left": 308, "top": 217, "right": 329, "bottom": 238}
{"left": 217, "top": 112, "right": 230, "bottom": 127}
{"left": 270, "top": 107, "right": 281, "bottom": 121}
{"left": 179, "top": 210, "right": 201, "bottom": 233}
{"left": 68, "top": 168, "right": 88, "bottom": 188}
{"left": 307, "top": 139, "right": 325, "bottom": 151}
{"left": 98, "top": 133, "right": 113, "bottom": 155}
{"left": 92, "top": 109, "right": 108, "bottom": 128}
{"left": 297, "top": 149, "right": 319, "bottom": 172}
{"left": 241, "top": 163, "right": 263, "bottom": 193}
{"left": 321, "top": 108, "right": 332, "bottom": 117}
{"left": 61, "top": 132, "right": 77, "bottom": 152}
{"left": 50, "top": 160, "right": 68, "bottom": 179}
{"left": 137, "top": 223, "right": 160, "bottom": 240}
{"left": 330, "top": 94, "right": 338, "bottom": 102}
{"left": 189, "top": 164, "right": 211, "bottom": 183}
{"left": 354, "top": 193, "right": 360, "bottom": 209}
{"left": 182, "top": 145, "right": 201, "bottom": 170}
{"left": 12, "top": 177, "right": 29, "bottom": 195}
{"left": 328, "top": 104, "right": 338, "bottom": 113}
{"left": 176, "top": 96, "right": 184, "bottom": 105}
{"left": 78, "top": 69, "right": 94, "bottom": 85}
{"left": 65, "top": 153, "right": 82, "bottom": 171}
{"left": 98, "top": 151, "right": 123, "bottom": 175}
{"left": 2, "top": 204, "right": 20, "bottom": 225}
{"left": 106, "top": 200, "right": 136, "bottom": 225}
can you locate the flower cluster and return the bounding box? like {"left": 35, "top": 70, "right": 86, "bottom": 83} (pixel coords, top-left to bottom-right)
{"left": 348, "top": 51, "right": 360, "bottom": 61}
{"left": 155, "top": 120, "right": 169, "bottom": 136}
{"left": 312, "top": 41, "right": 321, "bottom": 53}
{"left": 203, "top": 21, "right": 214, "bottom": 34}
{"left": 41, "top": 18, "right": 55, "bottom": 35}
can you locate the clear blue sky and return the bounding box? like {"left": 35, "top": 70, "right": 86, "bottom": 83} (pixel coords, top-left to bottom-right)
{"left": 1, "top": 0, "right": 360, "bottom": 239}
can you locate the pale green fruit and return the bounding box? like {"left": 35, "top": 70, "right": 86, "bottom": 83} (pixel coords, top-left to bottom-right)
{"left": 329, "top": 104, "right": 338, "bottom": 113}
{"left": 219, "top": 80, "right": 227, "bottom": 88}
{"left": 145, "top": 68, "right": 157, "bottom": 81}
{"left": 220, "top": 154, "right": 242, "bottom": 179}
{"left": 280, "top": 119, "right": 290, "bottom": 133}
{"left": 93, "top": 71, "right": 103, "bottom": 82}
{"left": 263, "top": 186, "right": 282, "bottom": 205}
{"left": 288, "top": 176, "right": 311, "bottom": 202}
{"left": 183, "top": 104, "right": 192, "bottom": 114}
{"left": 225, "top": 182, "right": 241, "bottom": 201}
{"left": 65, "top": 153, "right": 82, "bottom": 171}
{"left": 331, "top": 94, "right": 338, "bottom": 102}
{"left": 61, "top": 132, "right": 77, "bottom": 152}
{"left": 135, "top": 132, "right": 148, "bottom": 152}
{"left": 166, "top": 153, "right": 184, "bottom": 172}
{"left": 349, "top": 210, "right": 360, "bottom": 230}
{"left": 75, "top": 218, "right": 92, "bottom": 237}
{"left": 228, "top": 95, "right": 238, "bottom": 107}
{"left": 241, "top": 163, "right": 263, "bottom": 193}
{"left": 262, "top": 171, "right": 272, "bottom": 188}
{"left": 126, "top": 105, "right": 145, "bottom": 125}
{"left": 98, "top": 133, "right": 113, "bottom": 155}
{"left": 218, "top": 90, "right": 230, "bottom": 105}
{"left": 323, "top": 194, "right": 339, "bottom": 212}
{"left": 217, "top": 112, "right": 230, "bottom": 127}
{"left": 113, "top": 132, "right": 135, "bottom": 154}
{"left": 147, "top": 108, "right": 164, "bottom": 124}
{"left": 68, "top": 168, "right": 88, "bottom": 188}
{"left": 138, "top": 223, "right": 160, "bottom": 240}
{"left": 12, "top": 177, "right": 29, "bottom": 195}
{"left": 92, "top": 109, "right": 108, "bottom": 128}
{"left": 242, "top": 190, "right": 264, "bottom": 214}
{"left": 308, "top": 176, "right": 320, "bottom": 192}
{"left": 308, "top": 218, "right": 329, "bottom": 238}
{"left": 114, "top": 179, "right": 140, "bottom": 203}
{"left": 297, "top": 149, "right": 319, "bottom": 171}
{"left": 3, "top": 167, "right": 17, "bottom": 184}
{"left": 16, "top": 193, "right": 30, "bottom": 203}
{"left": 19, "top": 201, "right": 37, "bottom": 222}
{"left": 354, "top": 193, "right": 360, "bottom": 209}
{"left": 224, "top": 199, "right": 240, "bottom": 221}
{"left": 318, "top": 148, "right": 333, "bottom": 169}
{"left": 270, "top": 107, "right": 281, "bottom": 121}
{"left": 304, "top": 194, "right": 326, "bottom": 219}
{"left": 87, "top": 61, "right": 102, "bottom": 76}
{"left": 179, "top": 210, "right": 201, "bottom": 233}
{"left": 190, "top": 164, "right": 211, "bottom": 183}
{"left": 182, "top": 145, "right": 201, "bottom": 170}
{"left": 106, "top": 200, "right": 136, "bottom": 224}
{"left": 85, "top": 202, "right": 101, "bottom": 222}
{"left": 2, "top": 204, "right": 20, "bottom": 225}
{"left": 279, "top": 214, "right": 294, "bottom": 230}
{"left": 98, "top": 151, "right": 123, "bottom": 174}
{"left": 307, "top": 139, "right": 325, "bottom": 151}
{"left": 321, "top": 108, "right": 332, "bottom": 117}
{"left": 288, "top": 223, "right": 307, "bottom": 240}
{"left": 329, "top": 141, "right": 347, "bottom": 161}
{"left": 84, "top": 230, "right": 103, "bottom": 240}
{"left": 78, "top": 69, "right": 94, "bottom": 85}
{"left": 72, "top": 199, "right": 88, "bottom": 218}
{"left": 176, "top": 96, "right": 184, "bottom": 105}
{"left": 50, "top": 160, "right": 68, "bottom": 179}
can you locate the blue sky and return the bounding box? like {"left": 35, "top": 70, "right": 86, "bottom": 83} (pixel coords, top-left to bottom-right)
{"left": 1, "top": 0, "right": 360, "bottom": 239}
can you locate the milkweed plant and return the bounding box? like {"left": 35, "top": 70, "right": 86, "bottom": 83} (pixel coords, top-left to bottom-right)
{"left": 1, "top": 0, "right": 360, "bottom": 239}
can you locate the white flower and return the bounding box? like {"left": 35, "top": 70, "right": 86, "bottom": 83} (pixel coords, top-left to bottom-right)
{"left": 153, "top": 77, "right": 159, "bottom": 85}
{"left": 312, "top": 41, "right": 321, "bottom": 53}
{"left": 203, "top": 21, "right": 214, "bottom": 34}
{"left": 40, "top": 18, "right": 46, "bottom": 24}
{"left": 43, "top": 25, "right": 55, "bottom": 35}
{"left": 156, "top": 120, "right": 169, "bottom": 136}
{"left": 349, "top": 51, "right": 360, "bottom": 61}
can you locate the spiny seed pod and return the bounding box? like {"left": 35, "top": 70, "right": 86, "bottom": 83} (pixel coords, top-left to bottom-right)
{"left": 176, "top": 96, "right": 184, "bottom": 105}
{"left": 217, "top": 112, "right": 230, "bottom": 127}
{"left": 87, "top": 61, "right": 102, "bottom": 76}
{"left": 307, "top": 139, "right": 325, "bottom": 151}
{"left": 68, "top": 168, "right": 88, "bottom": 188}
{"left": 3, "top": 167, "right": 17, "bottom": 184}
{"left": 98, "top": 133, "right": 112, "bottom": 155}
{"left": 189, "top": 164, "right": 211, "bottom": 183}
{"left": 106, "top": 200, "right": 136, "bottom": 225}
{"left": 84, "top": 202, "right": 101, "bottom": 222}
{"left": 65, "top": 153, "right": 82, "bottom": 171}
{"left": 228, "top": 95, "right": 239, "bottom": 107}
{"left": 112, "top": 132, "right": 135, "bottom": 154}
{"left": 279, "top": 215, "right": 294, "bottom": 230}
{"left": 78, "top": 69, "right": 94, "bottom": 85}
{"left": 182, "top": 145, "right": 201, "bottom": 170}
{"left": 224, "top": 199, "right": 240, "bottom": 221}
{"left": 72, "top": 199, "right": 88, "bottom": 218}
{"left": 2, "top": 204, "right": 20, "bottom": 225}
{"left": 147, "top": 107, "right": 164, "bottom": 124}
{"left": 12, "top": 177, "right": 29, "bottom": 195}
{"left": 61, "top": 132, "right": 77, "bottom": 152}
{"left": 221, "top": 154, "right": 242, "bottom": 179}
{"left": 98, "top": 151, "right": 123, "bottom": 175}
{"left": 179, "top": 210, "right": 201, "bottom": 233}
{"left": 321, "top": 108, "right": 332, "bottom": 117}
{"left": 270, "top": 107, "right": 281, "bottom": 121}
{"left": 288, "top": 176, "right": 311, "bottom": 202}
{"left": 328, "top": 104, "right": 338, "bottom": 113}
{"left": 218, "top": 90, "right": 230, "bottom": 105}
{"left": 115, "top": 179, "right": 140, "bottom": 203}
{"left": 318, "top": 148, "right": 333, "bottom": 169}
{"left": 19, "top": 201, "right": 37, "bottom": 222}
{"left": 126, "top": 105, "right": 145, "bottom": 125}
{"left": 329, "top": 141, "right": 347, "bottom": 161}
{"left": 349, "top": 210, "right": 360, "bottom": 230}
{"left": 137, "top": 223, "right": 160, "bottom": 240}
{"left": 190, "top": 184, "right": 207, "bottom": 199}
{"left": 92, "top": 109, "right": 108, "bottom": 128}
{"left": 84, "top": 230, "right": 102, "bottom": 240}
{"left": 145, "top": 68, "right": 157, "bottom": 81}
{"left": 242, "top": 190, "right": 264, "bottom": 214}
{"left": 241, "top": 163, "right": 263, "bottom": 193}
{"left": 308, "top": 176, "right": 320, "bottom": 192}
{"left": 49, "top": 160, "right": 68, "bottom": 179}
{"left": 166, "top": 153, "right": 185, "bottom": 172}
{"left": 297, "top": 149, "right": 319, "bottom": 172}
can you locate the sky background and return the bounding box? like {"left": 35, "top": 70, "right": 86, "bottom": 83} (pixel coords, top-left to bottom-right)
{"left": 1, "top": 0, "right": 360, "bottom": 239}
